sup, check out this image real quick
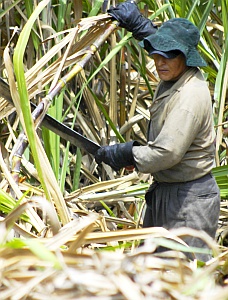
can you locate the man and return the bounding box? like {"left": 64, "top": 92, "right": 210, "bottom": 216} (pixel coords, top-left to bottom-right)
{"left": 95, "top": 0, "right": 220, "bottom": 261}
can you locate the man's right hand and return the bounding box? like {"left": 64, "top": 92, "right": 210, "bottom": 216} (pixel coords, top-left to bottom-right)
{"left": 108, "top": 0, "right": 141, "bottom": 32}
{"left": 107, "top": 0, "right": 157, "bottom": 40}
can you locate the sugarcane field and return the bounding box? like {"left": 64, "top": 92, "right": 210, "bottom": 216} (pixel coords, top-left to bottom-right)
{"left": 0, "top": 0, "right": 228, "bottom": 299}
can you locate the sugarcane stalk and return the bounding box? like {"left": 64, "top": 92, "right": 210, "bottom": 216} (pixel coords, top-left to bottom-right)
{"left": 11, "top": 137, "right": 29, "bottom": 179}
{"left": 11, "top": 20, "right": 119, "bottom": 183}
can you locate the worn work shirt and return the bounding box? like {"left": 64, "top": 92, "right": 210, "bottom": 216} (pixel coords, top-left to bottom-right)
{"left": 132, "top": 67, "right": 216, "bottom": 182}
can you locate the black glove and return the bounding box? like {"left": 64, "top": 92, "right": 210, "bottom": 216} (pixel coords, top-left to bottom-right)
{"left": 107, "top": 0, "right": 157, "bottom": 40}
{"left": 95, "top": 141, "right": 140, "bottom": 171}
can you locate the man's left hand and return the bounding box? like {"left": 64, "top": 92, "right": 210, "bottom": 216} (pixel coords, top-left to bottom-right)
{"left": 95, "top": 141, "right": 139, "bottom": 171}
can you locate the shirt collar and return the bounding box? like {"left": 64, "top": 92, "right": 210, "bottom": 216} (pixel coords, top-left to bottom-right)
{"left": 154, "top": 67, "right": 198, "bottom": 100}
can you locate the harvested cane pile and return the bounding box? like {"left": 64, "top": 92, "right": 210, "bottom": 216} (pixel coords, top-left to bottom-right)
{"left": 0, "top": 222, "right": 228, "bottom": 300}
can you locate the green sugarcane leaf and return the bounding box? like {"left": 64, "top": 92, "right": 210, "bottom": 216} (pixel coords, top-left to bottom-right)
{"left": 6, "top": 238, "right": 61, "bottom": 269}
{"left": 13, "top": 0, "right": 51, "bottom": 200}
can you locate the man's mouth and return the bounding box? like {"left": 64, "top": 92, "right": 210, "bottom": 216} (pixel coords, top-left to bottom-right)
{"left": 158, "top": 69, "right": 168, "bottom": 73}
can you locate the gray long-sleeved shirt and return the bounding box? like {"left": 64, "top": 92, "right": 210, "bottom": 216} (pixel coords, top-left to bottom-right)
{"left": 132, "top": 67, "right": 215, "bottom": 182}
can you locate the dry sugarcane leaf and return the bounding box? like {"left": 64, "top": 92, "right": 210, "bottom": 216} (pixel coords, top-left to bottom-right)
{"left": 70, "top": 227, "right": 186, "bottom": 245}
{"left": 43, "top": 213, "right": 98, "bottom": 251}
{"left": 65, "top": 171, "right": 139, "bottom": 201}
{"left": 26, "top": 17, "right": 113, "bottom": 100}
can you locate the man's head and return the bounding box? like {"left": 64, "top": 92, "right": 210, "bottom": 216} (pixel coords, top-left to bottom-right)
{"left": 151, "top": 52, "right": 188, "bottom": 81}
{"left": 139, "top": 18, "right": 206, "bottom": 68}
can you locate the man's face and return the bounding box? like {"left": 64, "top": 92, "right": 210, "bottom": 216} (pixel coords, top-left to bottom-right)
{"left": 152, "top": 53, "right": 188, "bottom": 81}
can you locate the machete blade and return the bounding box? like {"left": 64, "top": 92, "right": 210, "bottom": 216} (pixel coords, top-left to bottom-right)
{"left": 41, "top": 114, "right": 100, "bottom": 155}
{"left": 0, "top": 78, "right": 101, "bottom": 155}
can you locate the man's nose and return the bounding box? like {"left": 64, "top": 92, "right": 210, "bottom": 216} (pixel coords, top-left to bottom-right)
{"left": 156, "top": 55, "right": 166, "bottom": 65}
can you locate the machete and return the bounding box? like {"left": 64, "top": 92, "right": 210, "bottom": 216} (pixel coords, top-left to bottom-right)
{"left": 41, "top": 113, "right": 100, "bottom": 155}
{"left": 0, "top": 78, "right": 101, "bottom": 155}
